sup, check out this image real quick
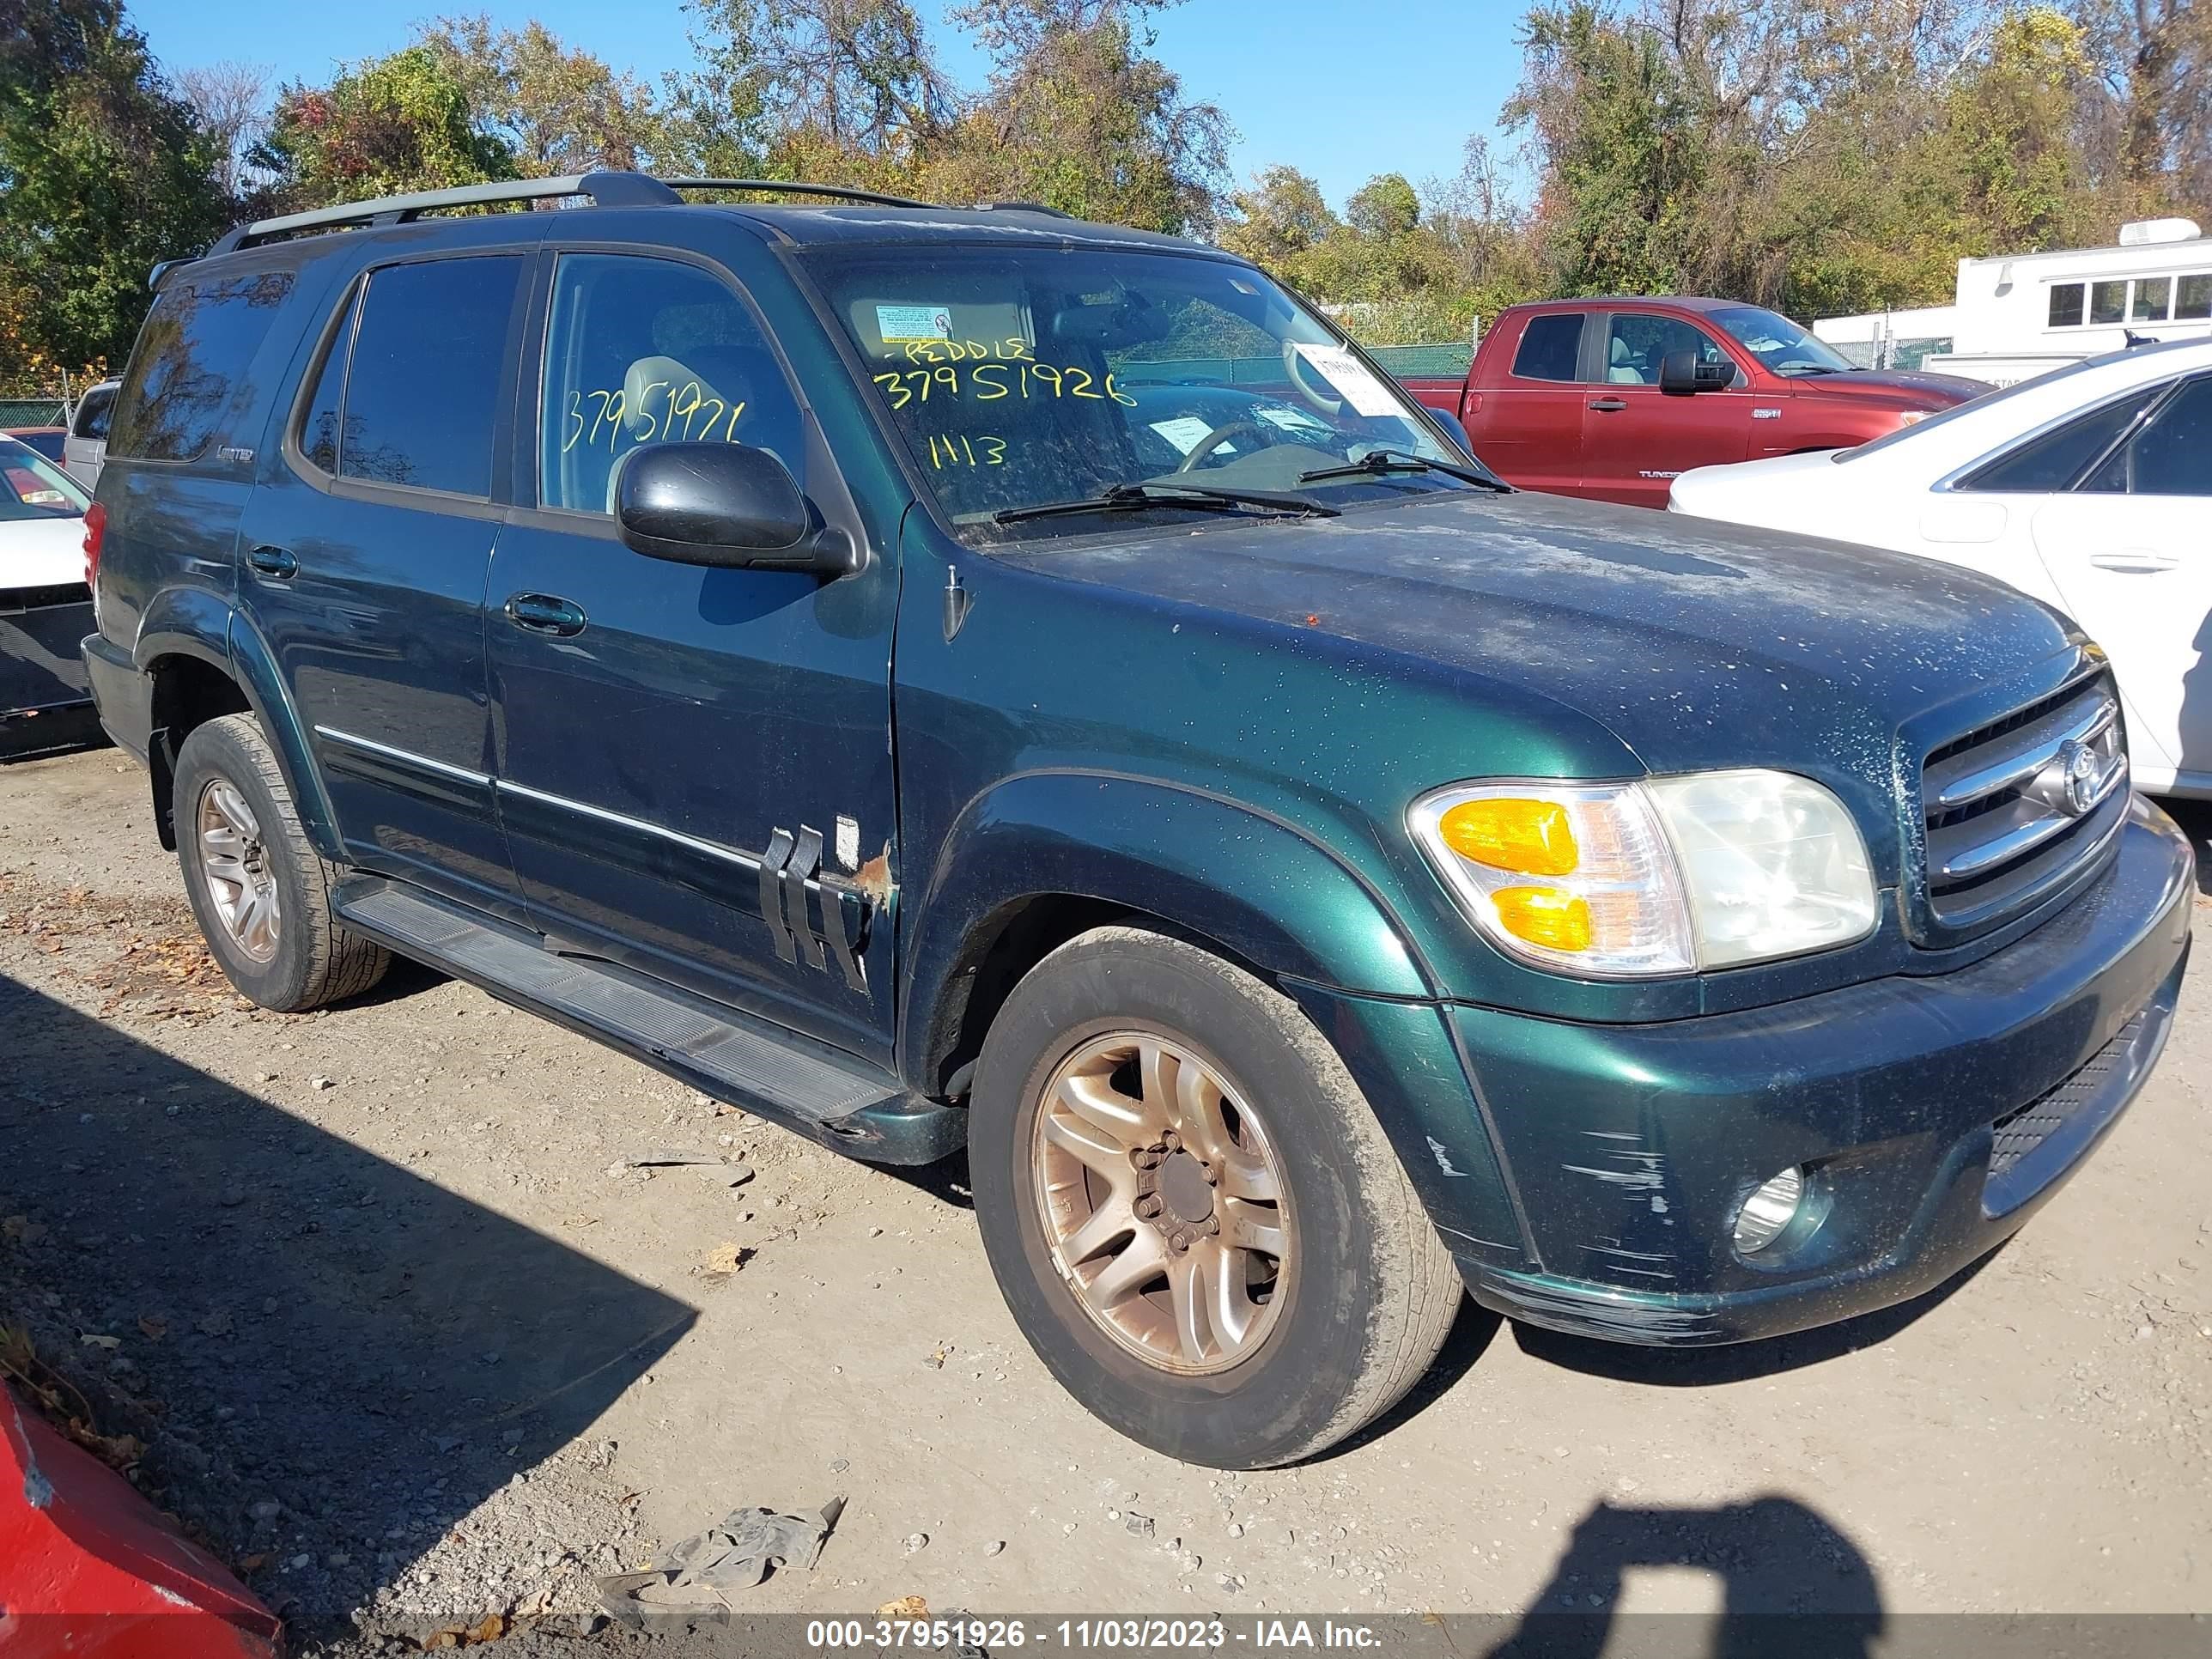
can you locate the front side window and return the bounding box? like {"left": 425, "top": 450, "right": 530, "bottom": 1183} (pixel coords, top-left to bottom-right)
{"left": 300, "top": 256, "right": 522, "bottom": 496}
{"left": 1511, "top": 313, "right": 1585, "bottom": 382}
{"left": 2048, "top": 283, "right": 2085, "bottom": 328}
{"left": 1958, "top": 384, "right": 2162, "bottom": 493}
{"left": 1705, "top": 306, "right": 1850, "bottom": 376}
{"left": 802, "top": 245, "right": 1480, "bottom": 541}
{"left": 1603, "top": 313, "right": 1732, "bottom": 386}
{"left": 0, "top": 439, "right": 90, "bottom": 520}
{"left": 108, "top": 274, "right": 294, "bottom": 463}
{"left": 538, "top": 254, "right": 805, "bottom": 514}
{"left": 2083, "top": 377, "right": 2212, "bottom": 496}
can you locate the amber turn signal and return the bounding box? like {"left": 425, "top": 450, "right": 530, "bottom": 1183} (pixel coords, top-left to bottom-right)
{"left": 1491, "top": 885, "right": 1593, "bottom": 952}
{"left": 1437, "top": 798, "right": 1579, "bottom": 876}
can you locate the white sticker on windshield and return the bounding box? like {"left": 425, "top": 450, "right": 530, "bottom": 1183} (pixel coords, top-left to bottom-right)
{"left": 1291, "top": 343, "right": 1400, "bottom": 416}
{"left": 1148, "top": 416, "right": 1227, "bottom": 455}
{"left": 877, "top": 303, "right": 952, "bottom": 341}
{"left": 1254, "top": 404, "right": 1332, "bottom": 438}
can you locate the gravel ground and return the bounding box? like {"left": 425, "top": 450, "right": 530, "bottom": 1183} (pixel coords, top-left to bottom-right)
{"left": 3, "top": 745, "right": 2210, "bottom": 1656}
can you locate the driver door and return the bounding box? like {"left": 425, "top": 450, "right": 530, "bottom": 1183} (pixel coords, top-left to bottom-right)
{"left": 1582, "top": 313, "right": 1753, "bottom": 507}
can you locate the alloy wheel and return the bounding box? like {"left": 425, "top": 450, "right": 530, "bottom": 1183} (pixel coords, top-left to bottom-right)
{"left": 197, "top": 778, "right": 281, "bottom": 964}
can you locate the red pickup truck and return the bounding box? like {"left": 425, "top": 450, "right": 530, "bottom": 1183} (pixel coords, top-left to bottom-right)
{"left": 1404, "top": 297, "right": 1984, "bottom": 507}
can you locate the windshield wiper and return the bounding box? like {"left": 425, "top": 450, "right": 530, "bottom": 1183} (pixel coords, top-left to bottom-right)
{"left": 1297, "top": 448, "right": 1512, "bottom": 492}
{"left": 992, "top": 481, "right": 1340, "bottom": 526}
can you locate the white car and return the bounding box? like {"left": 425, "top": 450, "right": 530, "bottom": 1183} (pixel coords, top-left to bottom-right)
{"left": 1, "top": 434, "right": 98, "bottom": 751}
{"left": 1669, "top": 338, "right": 2212, "bottom": 797}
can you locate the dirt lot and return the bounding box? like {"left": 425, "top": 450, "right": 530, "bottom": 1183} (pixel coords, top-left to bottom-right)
{"left": 3, "top": 744, "right": 2210, "bottom": 1651}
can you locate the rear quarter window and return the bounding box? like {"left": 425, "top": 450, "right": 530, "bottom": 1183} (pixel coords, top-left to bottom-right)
{"left": 109, "top": 272, "right": 295, "bottom": 463}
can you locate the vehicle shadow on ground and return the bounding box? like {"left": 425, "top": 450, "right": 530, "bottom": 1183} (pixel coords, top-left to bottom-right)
{"left": 1508, "top": 1245, "right": 2003, "bottom": 1387}
{"left": 2159, "top": 794, "right": 2212, "bottom": 896}
{"left": 1481, "top": 1494, "right": 1882, "bottom": 1656}
{"left": 0, "top": 969, "right": 695, "bottom": 1638}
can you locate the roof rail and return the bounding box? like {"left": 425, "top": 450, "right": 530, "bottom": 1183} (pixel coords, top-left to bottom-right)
{"left": 975, "top": 201, "right": 1073, "bottom": 218}
{"left": 659, "top": 178, "right": 933, "bottom": 209}
{"left": 210, "top": 171, "right": 678, "bottom": 254}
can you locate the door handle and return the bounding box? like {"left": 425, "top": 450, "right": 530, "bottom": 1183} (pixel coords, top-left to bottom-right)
{"left": 502, "top": 592, "right": 587, "bottom": 637}
{"left": 246, "top": 544, "right": 298, "bottom": 580}
{"left": 2087, "top": 550, "right": 2179, "bottom": 574}
{"left": 1588, "top": 398, "right": 1629, "bottom": 412}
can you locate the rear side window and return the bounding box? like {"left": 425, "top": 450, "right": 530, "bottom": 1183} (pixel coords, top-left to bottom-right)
{"left": 1957, "top": 385, "right": 2162, "bottom": 493}
{"left": 297, "top": 257, "right": 522, "bottom": 496}
{"left": 108, "top": 273, "right": 293, "bottom": 463}
{"left": 71, "top": 384, "right": 117, "bottom": 441}
{"left": 1510, "top": 314, "right": 1585, "bottom": 383}
{"left": 2082, "top": 376, "right": 2212, "bottom": 496}
{"left": 538, "top": 253, "right": 804, "bottom": 515}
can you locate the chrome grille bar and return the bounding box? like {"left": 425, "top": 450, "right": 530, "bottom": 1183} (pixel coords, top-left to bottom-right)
{"left": 1927, "top": 696, "right": 2117, "bottom": 811}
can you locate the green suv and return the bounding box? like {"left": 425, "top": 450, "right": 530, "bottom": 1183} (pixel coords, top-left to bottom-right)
{"left": 80, "top": 173, "right": 2192, "bottom": 1468}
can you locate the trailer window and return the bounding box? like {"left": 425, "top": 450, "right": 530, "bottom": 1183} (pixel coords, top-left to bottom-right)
{"left": 2088, "top": 281, "right": 2127, "bottom": 325}
{"left": 2131, "top": 278, "right": 2172, "bottom": 323}
{"left": 2178, "top": 274, "right": 2212, "bottom": 321}
{"left": 2046, "top": 283, "right": 2084, "bottom": 328}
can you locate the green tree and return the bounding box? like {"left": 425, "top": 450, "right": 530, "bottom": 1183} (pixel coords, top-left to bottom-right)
{"left": 415, "top": 16, "right": 666, "bottom": 177}
{"left": 0, "top": 0, "right": 228, "bottom": 383}
{"left": 258, "top": 46, "right": 515, "bottom": 210}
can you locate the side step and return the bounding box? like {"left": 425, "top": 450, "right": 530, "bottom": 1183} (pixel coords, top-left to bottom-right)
{"left": 332, "top": 878, "right": 964, "bottom": 1165}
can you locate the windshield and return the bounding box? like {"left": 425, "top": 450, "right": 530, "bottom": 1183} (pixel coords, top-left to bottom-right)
{"left": 801, "top": 244, "right": 1486, "bottom": 540}
{"left": 0, "top": 437, "right": 88, "bottom": 521}
{"left": 1707, "top": 306, "right": 1855, "bottom": 377}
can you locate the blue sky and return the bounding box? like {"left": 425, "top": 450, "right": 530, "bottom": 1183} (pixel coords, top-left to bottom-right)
{"left": 128, "top": 0, "right": 1531, "bottom": 210}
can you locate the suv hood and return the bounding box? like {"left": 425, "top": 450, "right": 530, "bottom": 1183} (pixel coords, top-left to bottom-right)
{"left": 1001, "top": 489, "right": 2075, "bottom": 799}
{"left": 1796, "top": 367, "right": 1985, "bottom": 408}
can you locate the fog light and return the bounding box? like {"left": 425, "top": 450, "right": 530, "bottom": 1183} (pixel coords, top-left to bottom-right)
{"left": 1733, "top": 1166, "right": 1805, "bottom": 1255}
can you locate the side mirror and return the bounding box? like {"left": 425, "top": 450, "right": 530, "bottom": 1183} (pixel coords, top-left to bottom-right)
{"left": 1660, "top": 350, "right": 1735, "bottom": 396}
{"left": 615, "top": 442, "right": 858, "bottom": 576}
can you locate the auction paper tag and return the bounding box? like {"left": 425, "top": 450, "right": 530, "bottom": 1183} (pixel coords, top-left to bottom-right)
{"left": 877, "top": 304, "right": 953, "bottom": 341}
{"left": 1292, "top": 343, "right": 1400, "bottom": 416}
{"left": 1148, "top": 416, "right": 1224, "bottom": 454}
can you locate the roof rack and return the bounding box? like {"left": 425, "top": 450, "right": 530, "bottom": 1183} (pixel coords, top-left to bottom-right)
{"left": 207, "top": 171, "right": 938, "bottom": 255}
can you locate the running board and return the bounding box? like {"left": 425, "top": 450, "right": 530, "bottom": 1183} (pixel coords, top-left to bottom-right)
{"left": 331, "top": 878, "right": 964, "bottom": 1165}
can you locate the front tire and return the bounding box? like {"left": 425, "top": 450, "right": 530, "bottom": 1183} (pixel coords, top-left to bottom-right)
{"left": 971, "top": 927, "right": 1461, "bottom": 1468}
{"left": 173, "top": 714, "right": 389, "bottom": 1012}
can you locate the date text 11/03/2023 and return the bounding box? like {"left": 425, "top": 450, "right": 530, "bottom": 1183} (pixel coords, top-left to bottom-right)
{"left": 803, "top": 1619, "right": 1385, "bottom": 1650}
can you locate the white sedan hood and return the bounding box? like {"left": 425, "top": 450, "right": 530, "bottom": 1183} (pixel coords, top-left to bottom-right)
{"left": 0, "top": 514, "right": 88, "bottom": 593}
{"left": 1668, "top": 449, "right": 1851, "bottom": 533}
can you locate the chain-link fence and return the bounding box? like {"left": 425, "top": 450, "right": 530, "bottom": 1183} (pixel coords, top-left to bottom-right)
{"left": 0, "top": 397, "right": 69, "bottom": 427}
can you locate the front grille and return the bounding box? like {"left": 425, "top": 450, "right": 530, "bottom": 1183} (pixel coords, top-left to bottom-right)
{"left": 1917, "top": 672, "right": 2128, "bottom": 931}
{"left": 1988, "top": 1007, "right": 2148, "bottom": 1179}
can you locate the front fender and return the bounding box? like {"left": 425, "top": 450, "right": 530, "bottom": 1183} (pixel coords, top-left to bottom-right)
{"left": 899, "top": 769, "right": 1437, "bottom": 1085}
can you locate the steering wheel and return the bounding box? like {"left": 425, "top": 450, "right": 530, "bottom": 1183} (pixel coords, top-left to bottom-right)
{"left": 1282, "top": 341, "right": 1344, "bottom": 416}
{"left": 1175, "top": 420, "right": 1269, "bottom": 473}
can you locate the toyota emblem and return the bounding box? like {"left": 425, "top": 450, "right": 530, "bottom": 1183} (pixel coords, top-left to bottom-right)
{"left": 2057, "top": 738, "right": 2101, "bottom": 816}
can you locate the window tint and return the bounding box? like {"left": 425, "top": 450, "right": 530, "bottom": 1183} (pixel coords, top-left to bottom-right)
{"left": 342, "top": 257, "right": 521, "bottom": 495}
{"left": 539, "top": 253, "right": 803, "bottom": 514}
{"left": 107, "top": 273, "right": 293, "bottom": 463}
{"left": 2085, "top": 377, "right": 2212, "bottom": 496}
{"left": 2131, "top": 277, "right": 2172, "bottom": 323}
{"left": 1603, "top": 313, "right": 1732, "bottom": 386}
{"left": 1958, "top": 386, "right": 2160, "bottom": 492}
{"left": 1511, "top": 313, "right": 1584, "bottom": 382}
{"left": 2178, "top": 274, "right": 2211, "bottom": 321}
{"left": 2089, "top": 280, "right": 2127, "bottom": 325}
{"left": 72, "top": 384, "right": 117, "bottom": 441}
{"left": 296, "top": 286, "right": 360, "bottom": 475}
{"left": 2047, "top": 283, "right": 2084, "bottom": 327}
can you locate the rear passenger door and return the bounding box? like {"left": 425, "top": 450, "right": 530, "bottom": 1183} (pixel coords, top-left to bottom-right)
{"left": 486, "top": 244, "right": 899, "bottom": 1064}
{"left": 237, "top": 250, "right": 532, "bottom": 918}
{"left": 1581, "top": 312, "right": 1752, "bottom": 507}
{"left": 1468, "top": 311, "right": 1589, "bottom": 494}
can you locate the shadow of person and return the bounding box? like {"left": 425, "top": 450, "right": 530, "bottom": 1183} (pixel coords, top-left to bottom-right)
{"left": 0, "top": 970, "right": 695, "bottom": 1643}
{"left": 1486, "top": 1495, "right": 1882, "bottom": 1659}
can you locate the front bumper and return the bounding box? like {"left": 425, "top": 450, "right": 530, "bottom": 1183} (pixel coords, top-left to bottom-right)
{"left": 1447, "top": 799, "right": 2194, "bottom": 1346}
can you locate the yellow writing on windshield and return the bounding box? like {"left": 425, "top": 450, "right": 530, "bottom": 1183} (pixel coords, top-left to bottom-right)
{"left": 561, "top": 382, "right": 748, "bottom": 453}
{"left": 871, "top": 362, "right": 1137, "bottom": 410}
{"left": 896, "top": 337, "right": 1032, "bottom": 365}
{"left": 925, "top": 433, "right": 1007, "bottom": 468}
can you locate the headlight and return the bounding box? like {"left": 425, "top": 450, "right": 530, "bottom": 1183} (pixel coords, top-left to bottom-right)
{"left": 1409, "top": 771, "right": 1876, "bottom": 977}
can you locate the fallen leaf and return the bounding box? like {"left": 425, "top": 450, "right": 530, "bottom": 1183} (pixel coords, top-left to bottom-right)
{"left": 137, "top": 1316, "right": 167, "bottom": 1342}
{"left": 2, "top": 1215, "right": 46, "bottom": 1245}
{"left": 196, "top": 1311, "right": 234, "bottom": 1337}
{"left": 81, "top": 1334, "right": 120, "bottom": 1352}
{"left": 702, "top": 1242, "right": 746, "bottom": 1275}
{"left": 239, "top": 1553, "right": 270, "bottom": 1573}
{"left": 878, "top": 1595, "right": 928, "bottom": 1619}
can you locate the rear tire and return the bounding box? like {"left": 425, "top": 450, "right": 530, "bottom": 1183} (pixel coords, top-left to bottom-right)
{"left": 173, "top": 714, "right": 388, "bottom": 1012}
{"left": 971, "top": 926, "right": 1461, "bottom": 1468}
